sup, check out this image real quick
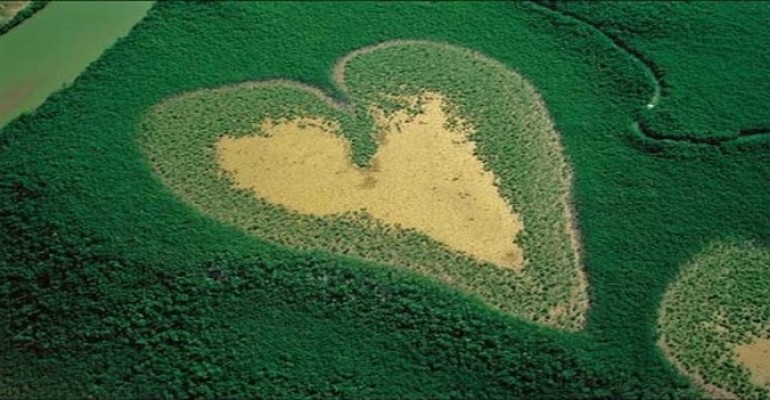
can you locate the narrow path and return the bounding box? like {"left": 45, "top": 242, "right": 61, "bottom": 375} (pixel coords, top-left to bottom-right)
{"left": 532, "top": 2, "right": 770, "bottom": 146}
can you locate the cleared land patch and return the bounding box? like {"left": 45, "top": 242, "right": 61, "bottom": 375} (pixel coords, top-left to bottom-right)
{"left": 0, "top": 1, "right": 29, "bottom": 24}
{"left": 140, "top": 41, "right": 586, "bottom": 329}
{"left": 736, "top": 338, "right": 770, "bottom": 388}
{"left": 217, "top": 93, "right": 524, "bottom": 269}
{"left": 659, "top": 241, "right": 770, "bottom": 399}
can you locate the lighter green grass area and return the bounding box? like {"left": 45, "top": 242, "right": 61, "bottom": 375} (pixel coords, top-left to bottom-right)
{"left": 660, "top": 241, "right": 770, "bottom": 399}
{"left": 139, "top": 41, "right": 586, "bottom": 330}
{"left": 0, "top": 0, "right": 152, "bottom": 127}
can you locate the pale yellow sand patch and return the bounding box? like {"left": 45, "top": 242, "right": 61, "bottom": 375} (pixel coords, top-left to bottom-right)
{"left": 736, "top": 337, "right": 770, "bottom": 388}
{"left": 0, "top": 1, "right": 29, "bottom": 23}
{"left": 216, "top": 92, "right": 524, "bottom": 269}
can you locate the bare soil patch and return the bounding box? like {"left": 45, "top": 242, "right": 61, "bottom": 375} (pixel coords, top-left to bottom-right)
{"left": 736, "top": 337, "right": 770, "bottom": 388}
{"left": 0, "top": 1, "right": 29, "bottom": 23}
{"left": 217, "top": 92, "right": 524, "bottom": 269}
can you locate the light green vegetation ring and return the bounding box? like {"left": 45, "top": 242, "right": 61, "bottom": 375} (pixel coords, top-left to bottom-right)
{"left": 660, "top": 241, "right": 770, "bottom": 399}
{"left": 138, "top": 41, "right": 587, "bottom": 330}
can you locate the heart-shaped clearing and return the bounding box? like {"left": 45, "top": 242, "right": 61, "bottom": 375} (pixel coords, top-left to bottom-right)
{"left": 139, "top": 41, "right": 587, "bottom": 329}
{"left": 217, "top": 92, "right": 523, "bottom": 269}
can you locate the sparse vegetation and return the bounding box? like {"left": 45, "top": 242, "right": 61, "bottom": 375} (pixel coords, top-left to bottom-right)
{"left": 0, "top": 1, "right": 46, "bottom": 35}
{"left": 659, "top": 241, "right": 770, "bottom": 399}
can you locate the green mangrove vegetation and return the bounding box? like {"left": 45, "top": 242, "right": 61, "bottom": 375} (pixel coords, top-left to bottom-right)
{"left": 1, "top": 1, "right": 769, "bottom": 398}
{"left": 539, "top": 1, "right": 770, "bottom": 143}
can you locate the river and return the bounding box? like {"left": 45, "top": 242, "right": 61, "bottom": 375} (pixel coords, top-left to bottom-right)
{"left": 0, "top": 1, "right": 153, "bottom": 128}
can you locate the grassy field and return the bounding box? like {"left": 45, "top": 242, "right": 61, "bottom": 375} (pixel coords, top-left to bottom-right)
{"left": 660, "top": 241, "right": 770, "bottom": 399}
{"left": 1, "top": 1, "right": 769, "bottom": 398}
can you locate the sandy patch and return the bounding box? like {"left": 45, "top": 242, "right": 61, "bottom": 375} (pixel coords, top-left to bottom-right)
{"left": 0, "top": 1, "right": 29, "bottom": 22}
{"left": 217, "top": 92, "right": 524, "bottom": 269}
{"left": 736, "top": 338, "right": 770, "bottom": 388}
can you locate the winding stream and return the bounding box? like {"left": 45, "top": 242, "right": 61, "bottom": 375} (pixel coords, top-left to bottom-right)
{"left": 533, "top": 2, "right": 770, "bottom": 145}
